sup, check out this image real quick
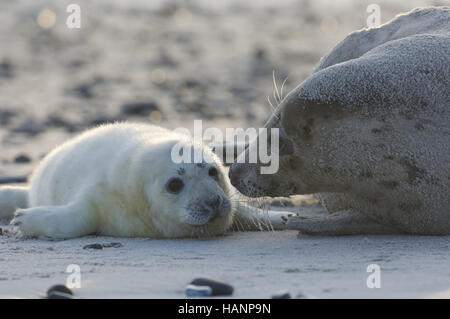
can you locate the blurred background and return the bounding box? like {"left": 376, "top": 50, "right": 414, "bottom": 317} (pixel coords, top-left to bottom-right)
{"left": 0, "top": 0, "right": 444, "bottom": 179}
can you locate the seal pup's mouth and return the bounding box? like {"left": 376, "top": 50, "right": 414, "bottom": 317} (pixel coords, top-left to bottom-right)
{"left": 184, "top": 196, "right": 232, "bottom": 227}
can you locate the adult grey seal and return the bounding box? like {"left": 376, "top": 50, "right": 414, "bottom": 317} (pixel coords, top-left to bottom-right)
{"left": 230, "top": 7, "right": 450, "bottom": 235}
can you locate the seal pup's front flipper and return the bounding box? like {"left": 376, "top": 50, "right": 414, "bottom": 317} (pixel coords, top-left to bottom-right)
{"left": 11, "top": 199, "right": 99, "bottom": 239}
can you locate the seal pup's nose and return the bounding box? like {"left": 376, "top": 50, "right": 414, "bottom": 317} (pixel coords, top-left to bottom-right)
{"left": 205, "top": 195, "right": 221, "bottom": 211}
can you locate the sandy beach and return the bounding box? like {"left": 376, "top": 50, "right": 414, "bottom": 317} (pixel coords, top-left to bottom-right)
{"left": 1, "top": 0, "right": 449, "bottom": 298}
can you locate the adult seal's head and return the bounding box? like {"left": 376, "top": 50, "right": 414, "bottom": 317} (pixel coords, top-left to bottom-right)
{"left": 230, "top": 7, "right": 450, "bottom": 235}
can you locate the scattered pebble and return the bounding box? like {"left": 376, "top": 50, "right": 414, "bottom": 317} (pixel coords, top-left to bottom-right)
{"left": 73, "top": 83, "right": 94, "bottom": 99}
{"left": 0, "top": 109, "right": 15, "bottom": 125}
{"left": 83, "top": 243, "right": 103, "bottom": 250}
{"left": 102, "top": 242, "right": 123, "bottom": 248}
{"left": 14, "top": 154, "right": 31, "bottom": 164}
{"left": 0, "top": 59, "right": 13, "bottom": 78}
{"left": 83, "top": 242, "right": 123, "bottom": 250}
{"left": 120, "top": 101, "right": 159, "bottom": 116}
{"left": 46, "top": 284, "right": 77, "bottom": 299}
{"left": 271, "top": 291, "right": 291, "bottom": 299}
{"left": 13, "top": 120, "right": 42, "bottom": 135}
{"left": 0, "top": 176, "right": 27, "bottom": 184}
{"left": 190, "top": 278, "right": 233, "bottom": 296}
{"left": 185, "top": 284, "right": 213, "bottom": 297}
{"left": 47, "top": 291, "right": 75, "bottom": 299}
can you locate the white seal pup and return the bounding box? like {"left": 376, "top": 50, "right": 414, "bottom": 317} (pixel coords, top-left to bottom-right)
{"left": 0, "top": 123, "right": 287, "bottom": 239}
{"left": 229, "top": 7, "right": 450, "bottom": 235}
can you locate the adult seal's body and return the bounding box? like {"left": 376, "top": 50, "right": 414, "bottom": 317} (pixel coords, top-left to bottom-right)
{"left": 0, "top": 123, "right": 286, "bottom": 239}
{"left": 230, "top": 7, "right": 450, "bottom": 235}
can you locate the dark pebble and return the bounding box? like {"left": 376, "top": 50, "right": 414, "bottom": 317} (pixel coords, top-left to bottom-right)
{"left": 83, "top": 242, "right": 122, "bottom": 250}
{"left": 0, "top": 59, "right": 13, "bottom": 78}
{"left": 271, "top": 291, "right": 291, "bottom": 299}
{"left": 14, "top": 154, "right": 31, "bottom": 164}
{"left": 83, "top": 243, "right": 103, "bottom": 250}
{"left": 102, "top": 242, "right": 123, "bottom": 248}
{"left": 73, "top": 84, "right": 94, "bottom": 99}
{"left": 47, "top": 291, "right": 75, "bottom": 299}
{"left": 47, "top": 284, "right": 73, "bottom": 296}
{"left": 0, "top": 109, "right": 15, "bottom": 125}
{"left": 0, "top": 176, "right": 27, "bottom": 184}
{"left": 120, "top": 101, "right": 159, "bottom": 116}
{"left": 185, "top": 284, "right": 212, "bottom": 297}
{"left": 190, "top": 278, "right": 233, "bottom": 296}
{"left": 0, "top": 227, "right": 3, "bottom": 236}
{"left": 13, "top": 120, "right": 42, "bottom": 135}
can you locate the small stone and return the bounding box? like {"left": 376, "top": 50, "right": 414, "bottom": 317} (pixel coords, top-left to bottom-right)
{"left": 13, "top": 120, "right": 42, "bottom": 135}
{"left": 102, "top": 242, "right": 122, "bottom": 248}
{"left": 185, "top": 284, "right": 213, "bottom": 297}
{"left": 120, "top": 102, "right": 159, "bottom": 116}
{"left": 47, "top": 284, "right": 73, "bottom": 296}
{"left": 47, "top": 291, "right": 75, "bottom": 299}
{"left": 271, "top": 291, "right": 291, "bottom": 299}
{"left": 83, "top": 243, "right": 103, "bottom": 250}
{"left": 0, "top": 109, "right": 15, "bottom": 125}
{"left": 14, "top": 154, "right": 31, "bottom": 164}
{"left": 0, "top": 176, "right": 27, "bottom": 184}
{"left": 190, "top": 278, "right": 233, "bottom": 296}
{"left": 0, "top": 227, "right": 3, "bottom": 236}
{"left": 73, "top": 84, "right": 93, "bottom": 99}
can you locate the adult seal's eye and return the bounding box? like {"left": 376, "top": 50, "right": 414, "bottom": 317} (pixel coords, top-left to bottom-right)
{"left": 166, "top": 178, "right": 184, "bottom": 194}
{"left": 208, "top": 167, "right": 218, "bottom": 178}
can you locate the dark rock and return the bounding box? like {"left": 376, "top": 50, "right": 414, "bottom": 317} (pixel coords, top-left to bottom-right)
{"left": 185, "top": 284, "right": 212, "bottom": 297}
{"left": 0, "top": 59, "right": 13, "bottom": 78}
{"left": 0, "top": 176, "right": 27, "bottom": 184}
{"left": 13, "top": 120, "right": 42, "bottom": 135}
{"left": 47, "top": 284, "right": 73, "bottom": 296}
{"left": 0, "top": 109, "right": 15, "bottom": 125}
{"left": 120, "top": 101, "right": 159, "bottom": 116}
{"left": 83, "top": 242, "right": 122, "bottom": 250}
{"left": 102, "top": 242, "right": 123, "bottom": 248}
{"left": 44, "top": 115, "right": 78, "bottom": 132}
{"left": 73, "top": 84, "right": 94, "bottom": 99}
{"left": 0, "top": 227, "right": 3, "bottom": 236}
{"left": 47, "top": 291, "right": 75, "bottom": 299}
{"left": 83, "top": 243, "right": 103, "bottom": 250}
{"left": 190, "top": 278, "right": 233, "bottom": 296}
{"left": 271, "top": 291, "right": 291, "bottom": 299}
{"left": 14, "top": 154, "right": 31, "bottom": 164}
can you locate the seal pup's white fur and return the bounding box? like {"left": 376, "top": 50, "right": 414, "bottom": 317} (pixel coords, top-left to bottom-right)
{"left": 0, "top": 123, "right": 288, "bottom": 239}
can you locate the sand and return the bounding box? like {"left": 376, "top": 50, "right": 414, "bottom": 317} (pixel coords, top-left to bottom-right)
{"left": 1, "top": 0, "right": 449, "bottom": 299}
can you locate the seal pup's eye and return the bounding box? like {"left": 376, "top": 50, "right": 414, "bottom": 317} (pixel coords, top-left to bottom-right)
{"left": 166, "top": 178, "right": 184, "bottom": 194}
{"left": 208, "top": 167, "right": 218, "bottom": 178}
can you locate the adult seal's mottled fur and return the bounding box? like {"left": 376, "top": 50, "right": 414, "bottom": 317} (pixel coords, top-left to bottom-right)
{"left": 230, "top": 7, "right": 450, "bottom": 235}
{"left": 0, "top": 123, "right": 288, "bottom": 239}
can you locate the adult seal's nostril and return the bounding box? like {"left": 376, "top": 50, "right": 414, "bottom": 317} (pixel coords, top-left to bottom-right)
{"left": 229, "top": 164, "right": 242, "bottom": 187}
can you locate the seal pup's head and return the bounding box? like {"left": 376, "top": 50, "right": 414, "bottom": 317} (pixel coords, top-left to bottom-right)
{"left": 137, "top": 136, "right": 234, "bottom": 238}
